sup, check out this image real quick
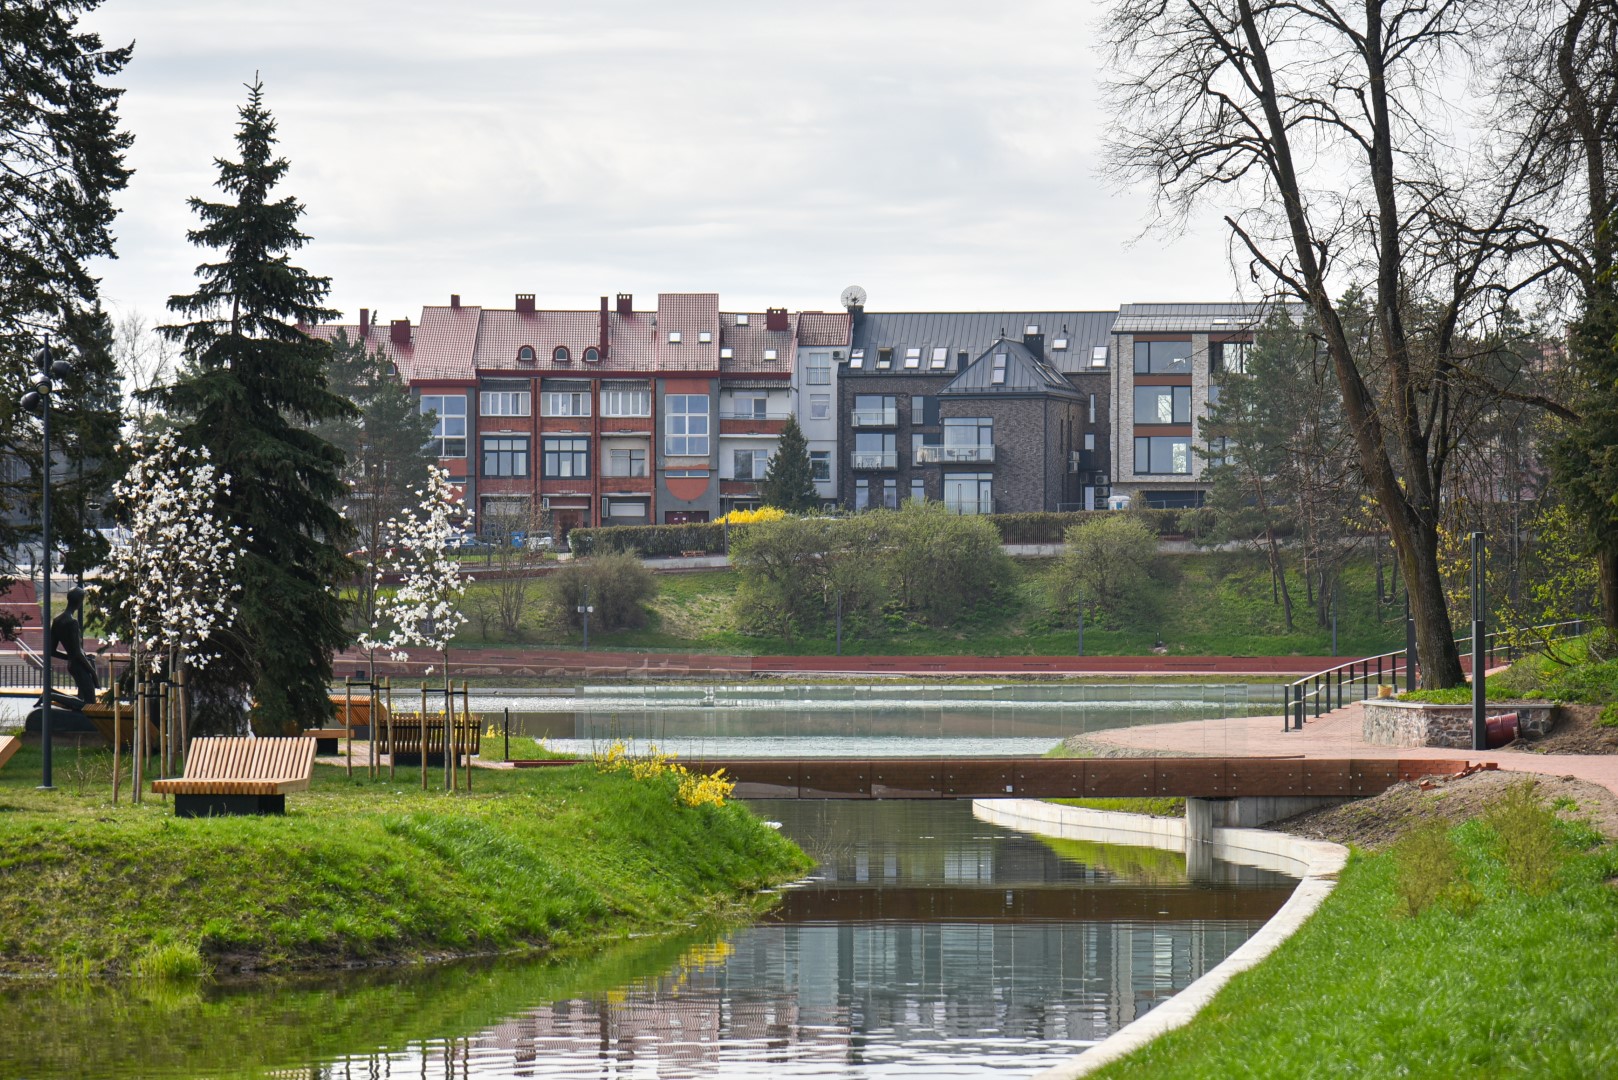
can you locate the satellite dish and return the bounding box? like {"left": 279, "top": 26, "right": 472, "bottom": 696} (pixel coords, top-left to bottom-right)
{"left": 840, "top": 284, "right": 868, "bottom": 309}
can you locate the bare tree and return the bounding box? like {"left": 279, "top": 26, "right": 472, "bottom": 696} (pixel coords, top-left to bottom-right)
{"left": 1104, "top": 0, "right": 1567, "bottom": 686}
{"left": 112, "top": 311, "right": 179, "bottom": 431}
{"left": 468, "top": 503, "right": 553, "bottom": 640}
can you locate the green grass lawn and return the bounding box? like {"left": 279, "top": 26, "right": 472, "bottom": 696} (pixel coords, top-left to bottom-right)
{"left": 0, "top": 742, "right": 809, "bottom": 977}
{"left": 1090, "top": 801, "right": 1618, "bottom": 1078}
{"left": 444, "top": 552, "right": 1408, "bottom": 657}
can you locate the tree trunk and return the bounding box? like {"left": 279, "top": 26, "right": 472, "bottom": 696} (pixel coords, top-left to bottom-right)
{"left": 1598, "top": 549, "right": 1618, "bottom": 639}
{"left": 1400, "top": 525, "right": 1466, "bottom": 688}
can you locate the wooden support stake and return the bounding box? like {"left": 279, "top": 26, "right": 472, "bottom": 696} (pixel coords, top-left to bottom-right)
{"left": 344, "top": 676, "right": 354, "bottom": 778}
{"left": 385, "top": 677, "right": 395, "bottom": 781}
{"left": 419, "top": 683, "right": 428, "bottom": 791}
{"left": 462, "top": 681, "right": 472, "bottom": 793}
{"left": 111, "top": 657, "right": 121, "bottom": 805}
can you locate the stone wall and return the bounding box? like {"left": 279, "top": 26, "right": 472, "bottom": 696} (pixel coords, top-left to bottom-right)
{"left": 1361, "top": 700, "right": 1558, "bottom": 749}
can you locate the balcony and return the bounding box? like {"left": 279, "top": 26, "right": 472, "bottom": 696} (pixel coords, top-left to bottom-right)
{"left": 915, "top": 444, "right": 996, "bottom": 464}
{"left": 850, "top": 452, "right": 898, "bottom": 470}
{"left": 851, "top": 409, "right": 898, "bottom": 428}
{"left": 943, "top": 498, "right": 996, "bottom": 516}
{"left": 720, "top": 409, "right": 792, "bottom": 421}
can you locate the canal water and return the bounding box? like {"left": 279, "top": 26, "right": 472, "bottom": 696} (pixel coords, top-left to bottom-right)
{"left": 5, "top": 800, "right": 1294, "bottom": 1079}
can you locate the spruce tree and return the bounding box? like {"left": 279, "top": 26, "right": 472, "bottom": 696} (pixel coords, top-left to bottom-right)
{"left": 0, "top": 1, "right": 132, "bottom": 629}
{"left": 760, "top": 416, "right": 819, "bottom": 512}
{"left": 156, "top": 78, "right": 355, "bottom": 734}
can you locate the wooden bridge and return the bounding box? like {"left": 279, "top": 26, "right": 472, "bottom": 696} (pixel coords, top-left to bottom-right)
{"left": 515, "top": 755, "right": 1484, "bottom": 800}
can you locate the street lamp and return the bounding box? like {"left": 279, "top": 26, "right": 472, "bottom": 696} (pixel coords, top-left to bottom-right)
{"left": 576, "top": 585, "right": 594, "bottom": 650}
{"left": 20, "top": 342, "right": 75, "bottom": 791}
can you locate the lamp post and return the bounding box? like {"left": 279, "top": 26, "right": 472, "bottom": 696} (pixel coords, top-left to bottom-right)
{"left": 20, "top": 342, "right": 74, "bottom": 790}
{"left": 1076, "top": 589, "right": 1085, "bottom": 657}
{"left": 577, "top": 585, "right": 593, "bottom": 650}
{"left": 1471, "top": 531, "right": 1486, "bottom": 751}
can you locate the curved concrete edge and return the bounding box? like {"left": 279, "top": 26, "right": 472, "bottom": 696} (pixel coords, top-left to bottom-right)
{"left": 972, "top": 799, "right": 1347, "bottom": 1080}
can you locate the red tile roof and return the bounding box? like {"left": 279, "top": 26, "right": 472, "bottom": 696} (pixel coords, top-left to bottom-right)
{"left": 796, "top": 311, "right": 851, "bottom": 347}
{"left": 719, "top": 312, "right": 797, "bottom": 375}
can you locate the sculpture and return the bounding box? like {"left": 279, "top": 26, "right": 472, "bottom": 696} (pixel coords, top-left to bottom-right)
{"left": 26, "top": 585, "right": 100, "bottom": 733}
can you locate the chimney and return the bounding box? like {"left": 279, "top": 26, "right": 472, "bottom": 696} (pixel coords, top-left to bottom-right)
{"left": 616, "top": 293, "right": 634, "bottom": 316}
{"left": 449, "top": 294, "right": 461, "bottom": 309}
{"left": 765, "top": 306, "right": 789, "bottom": 332}
{"left": 358, "top": 308, "right": 370, "bottom": 338}
{"left": 599, "top": 296, "right": 611, "bottom": 359}
{"left": 390, "top": 319, "right": 411, "bottom": 347}
{"left": 1023, "top": 325, "right": 1045, "bottom": 360}
{"left": 515, "top": 293, "right": 536, "bottom": 315}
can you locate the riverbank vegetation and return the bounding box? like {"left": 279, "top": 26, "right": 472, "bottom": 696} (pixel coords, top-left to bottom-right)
{"left": 1091, "top": 781, "right": 1618, "bottom": 1077}
{"left": 0, "top": 743, "right": 808, "bottom": 977}
{"left": 443, "top": 550, "right": 1407, "bottom": 657}
{"left": 1402, "top": 634, "right": 1618, "bottom": 721}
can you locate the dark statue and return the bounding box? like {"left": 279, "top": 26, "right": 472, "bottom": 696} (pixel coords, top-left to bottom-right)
{"left": 25, "top": 585, "right": 100, "bottom": 735}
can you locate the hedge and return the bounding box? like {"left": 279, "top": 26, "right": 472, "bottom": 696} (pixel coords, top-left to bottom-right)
{"left": 568, "top": 521, "right": 731, "bottom": 558}
{"left": 986, "top": 509, "right": 1184, "bottom": 544}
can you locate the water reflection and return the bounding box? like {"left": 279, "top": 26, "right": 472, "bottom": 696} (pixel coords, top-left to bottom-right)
{"left": 2, "top": 801, "right": 1292, "bottom": 1079}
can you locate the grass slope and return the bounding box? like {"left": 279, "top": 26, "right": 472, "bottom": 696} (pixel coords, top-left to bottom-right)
{"left": 448, "top": 552, "right": 1407, "bottom": 657}
{"left": 0, "top": 744, "right": 809, "bottom": 977}
{"left": 1090, "top": 812, "right": 1618, "bottom": 1078}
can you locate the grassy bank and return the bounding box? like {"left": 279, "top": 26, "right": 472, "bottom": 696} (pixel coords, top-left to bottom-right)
{"left": 0, "top": 743, "right": 809, "bottom": 977}
{"left": 1091, "top": 790, "right": 1618, "bottom": 1077}
{"left": 445, "top": 552, "right": 1407, "bottom": 657}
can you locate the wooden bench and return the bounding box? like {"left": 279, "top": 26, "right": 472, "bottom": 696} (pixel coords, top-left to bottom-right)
{"left": 151, "top": 737, "right": 316, "bottom": 817}
{"left": 376, "top": 713, "right": 481, "bottom": 766}
{"left": 0, "top": 735, "right": 18, "bottom": 772}
{"left": 304, "top": 694, "right": 392, "bottom": 753}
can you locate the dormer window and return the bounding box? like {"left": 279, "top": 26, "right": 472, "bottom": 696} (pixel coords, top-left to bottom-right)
{"left": 720, "top": 346, "right": 734, "bottom": 359}
{"left": 849, "top": 348, "right": 865, "bottom": 369}
{"left": 991, "top": 353, "right": 1008, "bottom": 385}
{"left": 517, "top": 345, "right": 536, "bottom": 364}
{"left": 735, "top": 313, "right": 749, "bottom": 326}
{"left": 583, "top": 346, "right": 600, "bottom": 363}
{"left": 1053, "top": 338, "right": 1070, "bottom": 350}
{"left": 931, "top": 347, "right": 948, "bottom": 369}
{"left": 1090, "top": 346, "right": 1109, "bottom": 369}
{"left": 763, "top": 348, "right": 778, "bottom": 361}
{"left": 904, "top": 347, "right": 921, "bottom": 368}
{"left": 877, "top": 347, "right": 893, "bottom": 368}
{"left": 668, "top": 331, "right": 682, "bottom": 343}
{"left": 552, "top": 346, "right": 571, "bottom": 363}
{"left": 699, "top": 331, "right": 712, "bottom": 343}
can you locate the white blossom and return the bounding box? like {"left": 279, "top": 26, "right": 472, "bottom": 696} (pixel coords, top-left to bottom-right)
{"left": 369, "top": 465, "right": 469, "bottom": 660}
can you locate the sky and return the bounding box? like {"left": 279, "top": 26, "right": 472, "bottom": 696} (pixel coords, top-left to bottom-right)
{"left": 84, "top": 0, "right": 1241, "bottom": 328}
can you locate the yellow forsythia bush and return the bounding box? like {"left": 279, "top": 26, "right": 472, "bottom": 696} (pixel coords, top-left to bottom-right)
{"left": 592, "top": 740, "right": 736, "bottom": 808}
{"left": 716, "top": 506, "right": 788, "bottom": 525}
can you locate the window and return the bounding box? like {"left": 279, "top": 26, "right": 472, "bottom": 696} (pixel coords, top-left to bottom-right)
{"left": 854, "top": 478, "right": 870, "bottom": 510}
{"left": 943, "top": 473, "right": 993, "bottom": 515}
{"left": 1133, "top": 436, "right": 1192, "bottom": 474}
{"left": 853, "top": 394, "right": 897, "bottom": 426}
{"left": 1212, "top": 341, "right": 1250, "bottom": 375}
{"left": 763, "top": 348, "right": 778, "bottom": 361}
{"left": 958, "top": 351, "right": 969, "bottom": 368}
{"left": 699, "top": 331, "right": 712, "bottom": 343}
{"left": 1025, "top": 324, "right": 1040, "bottom": 335}
{"left": 665, "top": 394, "right": 710, "bottom": 456}
{"left": 944, "top": 416, "right": 992, "bottom": 447}
{"left": 480, "top": 494, "right": 531, "bottom": 522}
{"left": 809, "top": 394, "right": 831, "bottom": 420}
{"left": 904, "top": 347, "right": 921, "bottom": 368}
{"left": 541, "top": 385, "right": 591, "bottom": 417}
{"left": 606, "top": 499, "right": 647, "bottom": 519}
{"left": 882, "top": 478, "right": 898, "bottom": 508}
{"left": 727, "top": 391, "right": 768, "bottom": 419}
{"left": 605, "top": 447, "right": 647, "bottom": 477}
{"left": 930, "top": 347, "right": 948, "bottom": 369}
{"left": 910, "top": 478, "right": 926, "bottom": 503}
{"left": 810, "top": 450, "right": 831, "bottom": 482}
{"left": 807, "top": 352, "right": 832, "bottom": 384}
{"left": 1090, "top": 346, "right": 1108, "bottom": 369}
{"left": 420, "top": 395, "right": 466, "bottom": 458}
{"left": 1208, "top": 436, "right": 1237, "bottom": 466}
{"left": 1084, "top": 432, "right": 1096, "bottom": 452}
{"left": 601, "top": 383, "right": 650, "bottom": 417}
{"left": 1133, "top": 339, "right": 1193, "bottom": 374}
{"left": 480, "top": 388, "right": 531, "bottom": 416}
{"left": 668, "top": 331, "right": 682, "bottom": 343}
{"left": 991, "top": 353, "right": 1008, "bottom": 385}
{"left": 733, "top": 449, "right": 770, "bottom": 480}
{"left": 542, "top": 437, "right": 589, "bottom": 478}
{"left": 720, "top": 346, "right": 734, "bottom": 359}
{"left": 583, "top": 346, "right": 600, "bottom": 362}
{"left": 664, "top": 468, "right": 710, "bottom": 478}
{"left": 848, "top": 348, "right": 865, "bottom": 370}
{"left": 517, "top": 345, "right": 536, "bottom": 363}
{"left": 1053, "top": 337, "right": 1070, "bottom": 351}
{"left": 482, "top": 436, "right": 529, "bottom": 478}
{"left": 876, "top": 347, "right": 893, "bottom": 368}
{"left": 552, "top": 346, "right": 570, "bottom": 363}
{"left": 1134, "top": 385, "right": 1192, "bottom": 425}
{"left": 1208, "top": 384, "right": 1222, "bottom": 407}
{"left": 735, "top": 313, "right": 749, "bottom": 326}
{"left": 1088, "top": 393, "right": 1097, "bottom": 424}
{"left": 853, "top": 431, "right": 897, "bottom": 469}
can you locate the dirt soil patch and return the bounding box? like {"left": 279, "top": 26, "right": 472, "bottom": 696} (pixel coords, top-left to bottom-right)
{"left": 1501, "top": 703, "right": 1618, "bottom": 755}
{"left": 1276, "top": 768, "right": 1618, "bottom": 849}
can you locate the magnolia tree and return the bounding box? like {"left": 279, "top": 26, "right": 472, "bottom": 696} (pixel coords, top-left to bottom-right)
{"left": 107, "top": 431, "right": 244, "bottom": 744}
{"left": 368, "top": 466, "right": 471, "bottom": 788}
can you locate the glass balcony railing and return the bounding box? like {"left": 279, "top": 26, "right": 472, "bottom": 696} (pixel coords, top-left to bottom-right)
{"left": 914, "top": 445, "right": 996, "bottom": 464}
{"left": 851, "top": 409, "right": 898, "bottom": 427}
{"left": 850, "top": 452, "right": 899, "bottom": 470}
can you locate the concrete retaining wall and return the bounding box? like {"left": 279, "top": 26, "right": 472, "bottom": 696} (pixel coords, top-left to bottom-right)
{"left": 972, "top": 798, "right": 1347, "bottom": 1078}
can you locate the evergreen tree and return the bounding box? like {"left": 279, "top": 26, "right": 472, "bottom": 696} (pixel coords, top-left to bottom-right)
{"left": 0, "top": 1, "right": 132, "bottom": 628}
{"left": 155, "top": 78, "right": 354, "bottom": 734}
{"left": 760, "top": 416, "right": 818, "bottom": 512}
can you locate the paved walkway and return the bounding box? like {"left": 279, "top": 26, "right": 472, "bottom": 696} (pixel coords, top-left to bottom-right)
{"left": 1083, "top": 701, "right": 1618, "bottom": 799}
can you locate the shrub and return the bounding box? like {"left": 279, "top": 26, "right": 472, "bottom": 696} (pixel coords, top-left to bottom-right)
{"left": 549, "top": 552, "right": 657, "bottom": 632}
{"left": 716, "top": 506, "right": 787, "bottom": 525}
{"left": 987, "top": 508, "right": 1183, "bottom": 544}
{"left": 1393, "top": 819, "right": 1479, "bottom": 917}
{"left": 568, "top": 522, "right": 728, "bottom": 558}
{"left": 1049, "top": 514, "right": 1159, "bottom": 625}
{"left": 1483, "top": 779, "right": 1566, "bottom": 895}
{"left": 885, "top": 501, "right": 1012, "bottom": 625}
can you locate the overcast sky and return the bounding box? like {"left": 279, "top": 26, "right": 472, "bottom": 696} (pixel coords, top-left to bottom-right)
{"left": 84, "top": 0, "right": 1240, "bottom": 328}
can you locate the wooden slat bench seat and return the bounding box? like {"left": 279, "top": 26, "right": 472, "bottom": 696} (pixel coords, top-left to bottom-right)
{"left": 0, "top": 735, "right": 18, "bottom": 771}
{"left": 376, "top": 714, "right": 481, "bottom": 766}
{"left": 151, "top": 737, "right": 316, "bottom": 816}
{"left": 303, "top": 694, "right": 392, "bottom": 752}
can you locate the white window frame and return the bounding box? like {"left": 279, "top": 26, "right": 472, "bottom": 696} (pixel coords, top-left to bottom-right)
{"left": 809, "top": 394, "right": 831, "bottom": 421}
{"left": 541, "top": 389, "right": 591, "bottom": 417}
{"left": 600, "top": 384, "right": 651, "bottom": 418}
{"left": 665, "top": 394, "right": 710, "bottom": 457}
{"left": 419, "top": 394, "right": 467, "bottom": 458}
{"left": 479, "top": 390, "right": 531, "bottom": 417}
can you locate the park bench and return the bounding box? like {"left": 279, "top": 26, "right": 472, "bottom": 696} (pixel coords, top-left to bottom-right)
{"left": 0, "top": 734, "right": 18, "bottom": 771}
{"left": 303, "top": 694, "right": 391, "bottom": 753}
{"left": 376, "top": 712, "right": 481, "bottom": 766}
{"left": 150, "top": 736, "right": 316, "bottom": 817}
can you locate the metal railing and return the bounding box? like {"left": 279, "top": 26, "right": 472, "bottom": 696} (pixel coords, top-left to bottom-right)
{"left": 850, "top": 452, "right": 898, "bottom": 470}
{"left": 718, "top": 410, "right": 792, "bottom": 421}
{"left": 850, "top": 409, "right": 898, "bottom": 427}
{"left": 914, "top": 445, "right": 996, "bottom": 464}
{"left": 1283, "top": 618, "right": 1589, "bottom": 732}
